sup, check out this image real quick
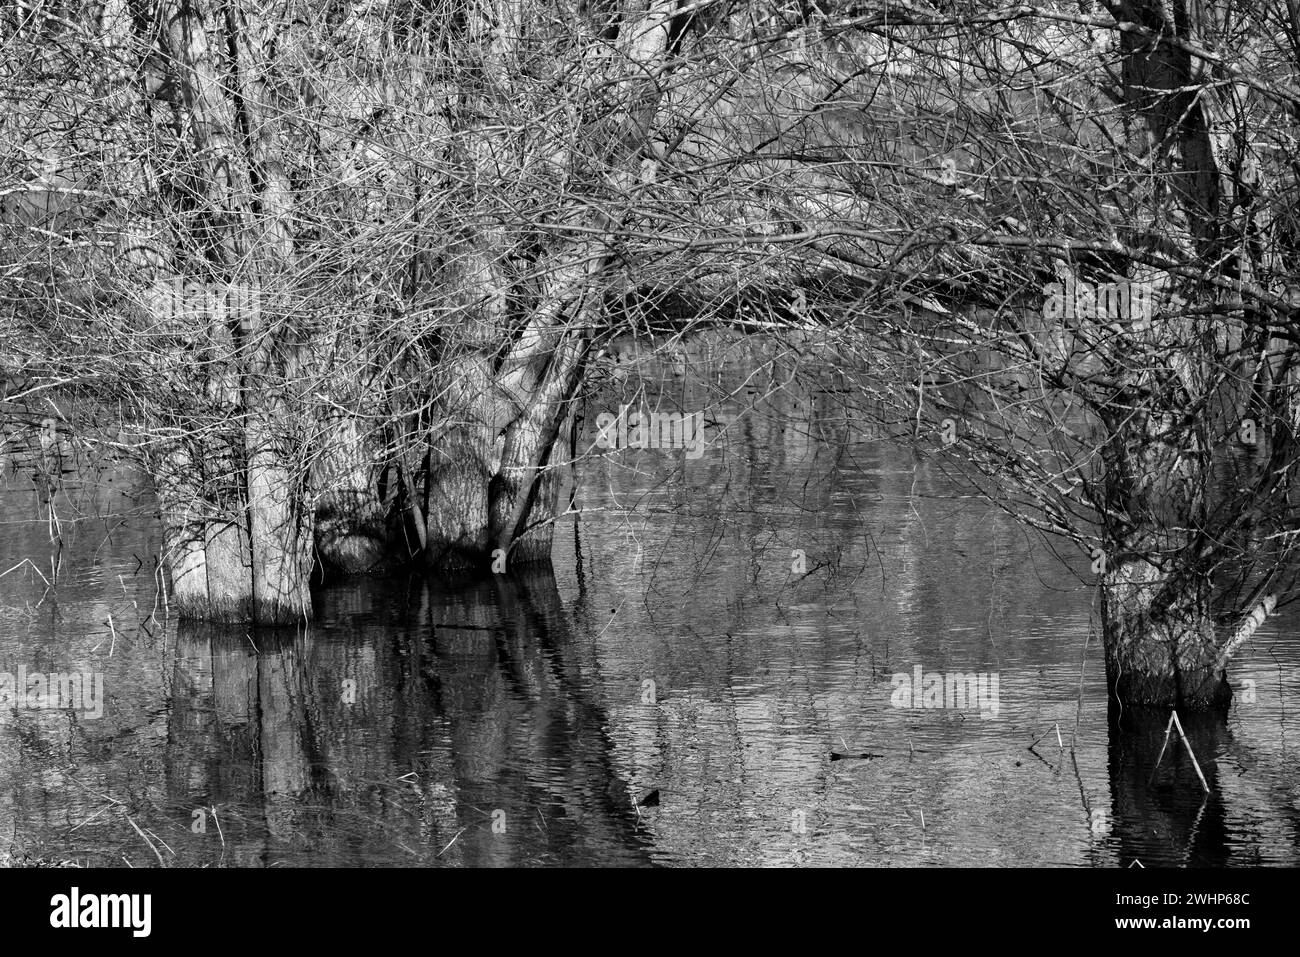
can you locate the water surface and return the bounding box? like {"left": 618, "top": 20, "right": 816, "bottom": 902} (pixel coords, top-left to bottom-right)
{"left": 1, "top": 338, "right": 1296, "bottom": 866}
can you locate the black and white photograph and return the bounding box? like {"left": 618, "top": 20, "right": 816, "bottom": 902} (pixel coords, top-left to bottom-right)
{"left": 0, "top": 0, "right": 1290, "bottom": 926}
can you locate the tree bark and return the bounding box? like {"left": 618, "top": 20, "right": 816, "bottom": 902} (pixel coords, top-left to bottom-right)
{"left": 1091, "top": 0, "right": 1277, "bottom": 707}
{"left": 418, "top": 0, "right": 680, "bottom": 574}
{"left": 423, "top": 358, "right": 501, "bottom": 571}
{"left": 140, "top": 0, "right": 316, "bottom": 623}
{"left": 1101, "top": 558, "right": 1228, "bottom": 709}
{"left": 314, "top": 408, "right": 410, "bottom": 576}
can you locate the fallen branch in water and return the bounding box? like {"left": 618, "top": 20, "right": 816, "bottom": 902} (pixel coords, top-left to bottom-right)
{"left": 124, "top": 814, "right": 166, "bottom": 868}
{"left": 1027, "top": 722, "right": 1063, "bottom": 751}
{"left": 1150, "top": 709, "right": 1211, "bottom": 794}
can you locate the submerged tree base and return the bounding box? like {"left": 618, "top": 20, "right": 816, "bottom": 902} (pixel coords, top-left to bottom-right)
{"left": 1105, "top": 666, "right": 1234, "bottom": 712}
{"left": 1105, "top": 701, "right": 1231, "bottom": 864}
{"left": 154, "top": 441, "right": 315, "bottom": 627}
{"left": 1102, "top": 562, "right": 1233, "bottom": 711}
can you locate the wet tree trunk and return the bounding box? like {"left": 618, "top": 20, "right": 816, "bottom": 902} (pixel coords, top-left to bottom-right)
{"left": 423, "top": 359, "right": 502, "bottom": 571}
{"left": 142, "top": 0, "right": 317, "bottom": 623}
{"left": 1101, "top": 559, "right": 1227, "bottom": 709}
{"left": 490, "top": 333, "right": 588, "bottom": 564}
{"left": 314, "top": 405, "right": 412, "bottom": 576}
{"left": 245, "top": 405, "right": 315, "bottom": 624}
{"left": 1096, "top": 366, "right": 1227, "bottom": 706}
{"left": 421, "top": 339, "right": 586, "bottom": 572}
{"left": 1092, "top": 0, "right": 1277, "bottom": 707}
{"left": 509, "top": 405, "right": 580, "bottom": 564}
{"left": 152, "top": 419, "right": 315, "bottom": 624}
{"left": 152, "top": 438, "right": 255, "bottom": 622}
{"left": 419, "top": 0, "right": 678, "bottom": 574}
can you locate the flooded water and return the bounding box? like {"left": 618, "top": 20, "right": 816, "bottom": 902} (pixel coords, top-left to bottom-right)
{"left": 2, "top": 336, "right": 1297, "bottom": 867}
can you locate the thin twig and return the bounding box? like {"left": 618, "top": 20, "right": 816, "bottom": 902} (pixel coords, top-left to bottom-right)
{"left": 125, "top": 815, "right": 166, "bottom": 867}
{"left": 437, "top": 826, "right": 467, "bottom": 858}
{"left": 1171, "top": 710, "right": 1211, "bottom": 793}
{"left": 1151, "top": 714, "right": 1175, "bottom": 779}
{"left": 211, "top": 806, "right": 226, "bottom": 863}
{"left": 1151, "top": 710, "right": 1211, "bottom": 793}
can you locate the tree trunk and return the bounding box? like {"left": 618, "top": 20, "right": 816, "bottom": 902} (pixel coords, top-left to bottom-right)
{"left": 245, "top": 408, "right": 315, "bottom": 624}
{"left": 417, "top": 0, "right": 680, "bottom": 575}
{"left": 152, "top": 439, "right": 253, "bottom": 622}
{"left": 151, "top": 432, "right": 313, "bottom": 624}
{"left": 1101, "top": 558, "right": 1228, "bottom": 709}
{"left": 490, "top": 334, "right": 587, "bottom": 564}
{"left": 509, "top": 406, "right": 578, "bottom": 564}
{"left": 423, "top": 359, "right": 501, "bottom": 571}
{"left": 1093, "top": 0, "right": 1270, "bottom": 709}
{"left": 314, "top": 411, "right": 404, "bottom": 576}
{"left": 139, "top": 0, "right": 317, "bottom": 623}
{"left": 421, "top": 339, "right": 586, "bottom": 573}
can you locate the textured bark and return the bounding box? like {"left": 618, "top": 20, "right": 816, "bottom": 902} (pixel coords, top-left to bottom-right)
{"left": 245, "top": 410, "right": 314, "bottom": 624}
{"left": 421, "top": 327, "right": 588, "bottom": 572}
{"left": 314, "top": 412, "right": 406, "bottom": 576}
{"left": 418, "top": 1, "right": 679, "bottom": 574}
{"left": 154, "top": 444, "right": 227, "bottom": 619}
{"left": 152, "top": 432, "right": 312, "bottom": 623}
{"left": 1101, "top": 558, "right": 1228, "bottom": 709}
{"left": 1091, "top": 0, "right": 1276, "bottom": 708}
{"left": 1097, "top": 355, "right": 1220, "bottom": 706}
{"left": 491, "top": 333, "right": 588, "bottom": 562}
{"left": 509, "top": 406, "right": 578, "bottom": 564}
{"left": 153, "top": 441, "right": 251, "bottom": 622}
{"left": 423, "top": 359, "right": 501, "bottom": 571}
{"left": 141, "top": 0, "right": 316, "bottom": 622}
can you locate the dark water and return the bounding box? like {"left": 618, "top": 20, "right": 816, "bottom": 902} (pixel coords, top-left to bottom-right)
{"left": 2, "top": 337, "right": 1297, "bottom": 867}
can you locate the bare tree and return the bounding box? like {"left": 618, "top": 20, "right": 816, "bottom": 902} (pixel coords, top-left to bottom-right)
{"left": 6, "top": 0, "right": 1297, "bottom": 715}
{"left": 768, "top": 0, "right": 1300, "bottom": 709}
